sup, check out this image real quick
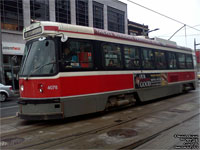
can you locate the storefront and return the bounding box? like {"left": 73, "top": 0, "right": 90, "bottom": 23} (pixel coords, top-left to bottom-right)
{"left": 2, "top": 42, "right": 24, "bottom": 90}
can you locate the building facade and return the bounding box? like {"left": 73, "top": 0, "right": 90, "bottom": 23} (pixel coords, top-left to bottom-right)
{"left": 0, "top": 0, "right": 128, "bottom": 89}
{"left": 128, "top": 20, "right": 149, "bottom": 36}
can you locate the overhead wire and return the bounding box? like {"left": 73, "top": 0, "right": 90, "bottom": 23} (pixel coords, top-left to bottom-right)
{"left": 158, "top": 34, "right": 200, "bottom": 38}
{"left": 126, "top": 0, "right": 200, "bottom": 32}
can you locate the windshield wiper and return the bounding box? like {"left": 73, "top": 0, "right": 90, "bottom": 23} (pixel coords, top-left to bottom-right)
{"left": 26, "top": 61, "right": 56, "bottom": 80}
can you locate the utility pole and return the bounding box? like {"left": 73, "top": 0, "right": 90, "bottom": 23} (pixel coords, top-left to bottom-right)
{"left": 0, "top": 10, "right": 5, "bottom": 84}
{"left": 194, "top": 39, "right": 200, "bottom": 72}
{"left": 194, "top": 39, "right": 200, "bottom": 51}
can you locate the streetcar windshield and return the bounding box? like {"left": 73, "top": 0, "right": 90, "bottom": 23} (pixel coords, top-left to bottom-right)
{"left": 20, "top": 37, "right": 56, "bottom": 76}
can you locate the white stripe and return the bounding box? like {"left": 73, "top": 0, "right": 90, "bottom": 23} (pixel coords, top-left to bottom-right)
{"left": 59, "top": 71, "right": 138, "bottom": 77}
{"left": 20, "top": 88, "right": 135, "bottom": 100}
{"left": 0, "top": 105, "right": 18, "bottom": 110}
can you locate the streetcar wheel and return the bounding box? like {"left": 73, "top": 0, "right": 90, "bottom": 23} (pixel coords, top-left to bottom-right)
{"left": 0, "top": 93, "right": 7, "bottom": 102}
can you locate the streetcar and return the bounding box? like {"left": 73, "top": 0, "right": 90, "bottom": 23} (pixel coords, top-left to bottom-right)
{"left": 18, "top": 21, "right": 197, "bottom": 120}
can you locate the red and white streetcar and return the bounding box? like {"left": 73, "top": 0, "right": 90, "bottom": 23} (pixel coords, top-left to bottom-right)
{"left": 18, "top": 21, "right": 197, "bottom": 120}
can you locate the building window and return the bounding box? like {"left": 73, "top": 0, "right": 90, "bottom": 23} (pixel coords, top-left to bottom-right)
{"left": 107, "top": 6, "right": 125, "bottom": 33}
{"left": 93, "top": 1, "right": 104, "bottom": 29}
{"left": 0, "top": 0, "right": 23, "bottom": 31}
{"left": 30, "top": 0, "right": 49, "bottom": 22}
{"left": 76, "top": 0, "right": 88, "bottom": 26}
{"left": 55, "top": 0, "right": 71, "bottom": 24}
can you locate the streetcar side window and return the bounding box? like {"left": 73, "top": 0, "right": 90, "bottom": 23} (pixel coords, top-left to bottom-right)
{"left": 155, "top": 50, "right": 167, "bottom": 69}
{"left": 185, "top": 54, "right": 193, "bottom": 69}
{"left": 177, "top": 53, "right": 186, "bottom": 69}
{"left": 124, "top": 46, "right": 140, "bottom": 69}
{"left": 141, "top": 48, "right": 155, "bottom": 69}
{"left": 61, "top": 40, "right": 93, "bottom": 69}
{"left": 167, "top": 52, "right": 177, "bottom": 69}
{"left": 102, "top": 43, "right": 122, "bottom": 69}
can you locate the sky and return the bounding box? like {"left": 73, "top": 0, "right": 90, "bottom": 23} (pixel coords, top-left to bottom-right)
{"left": 119, "top": 0, "right": 200, "bottom": 50}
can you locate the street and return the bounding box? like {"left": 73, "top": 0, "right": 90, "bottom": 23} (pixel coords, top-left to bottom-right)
{"left": 0, "top": 83, "right": 199, "bottom": 149}
{"left": 0, "top": 97, "right": 18, "bottom": 118}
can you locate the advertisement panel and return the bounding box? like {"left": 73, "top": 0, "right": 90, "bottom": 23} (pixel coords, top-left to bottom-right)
{"left": 2, "top": 42, "right": 25, "bottom": 55}
{"left": 135, "top": 73, "right": 168, "bottom": 89}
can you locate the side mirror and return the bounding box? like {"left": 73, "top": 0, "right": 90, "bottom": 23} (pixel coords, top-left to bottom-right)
{"left": 61, "top": 35, "right": 68, "bottom": 42}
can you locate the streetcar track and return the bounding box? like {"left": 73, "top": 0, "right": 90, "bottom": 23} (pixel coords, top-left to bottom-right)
{"left": 118, "top": 113, "right": 200, "bottom": 150}
{"left": 12, "top": 104, "right": 200, "bottom": 148}
{"left": 1, "top": 92, "right": 199, "bottom": 149}
{"left": 14, "top": 117, "right": 138, "bottom": 150}
{"left": 39, "top": 110, "right": 199, "bottom": 150}
{"left": 2, "top": 93, "right": 198, "bottom": 139}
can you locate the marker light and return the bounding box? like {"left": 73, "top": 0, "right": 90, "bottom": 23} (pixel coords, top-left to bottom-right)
{"left": 20, "top": 85, "right": 24, "bottom": 92}
{"left": 38, "top": 84, "right": 44, "bottom": 93}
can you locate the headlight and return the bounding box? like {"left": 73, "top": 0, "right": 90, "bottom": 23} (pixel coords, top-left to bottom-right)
{"left": 20, "top": 85, "right": 24, "bottom": 92}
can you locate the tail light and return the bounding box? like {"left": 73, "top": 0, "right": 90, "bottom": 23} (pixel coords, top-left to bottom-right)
{"left": 9, "top": 87, "right": 13, "bottom": 90}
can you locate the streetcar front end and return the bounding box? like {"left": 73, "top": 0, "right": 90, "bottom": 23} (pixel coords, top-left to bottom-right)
{"left": 18, "top": 22, "right": 64, "bottom": 120}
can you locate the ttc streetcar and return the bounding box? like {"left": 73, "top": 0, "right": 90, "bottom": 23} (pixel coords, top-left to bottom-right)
{"left": 18, "top": 21, "right": 197, "bottom": 120}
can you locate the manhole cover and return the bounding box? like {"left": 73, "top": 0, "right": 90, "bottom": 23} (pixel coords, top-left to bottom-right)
{"left": 0, "top": 137, "right": 24, "bottom": 147}
{"left": 107, "top": 128, "right": 137, "bottom": 138}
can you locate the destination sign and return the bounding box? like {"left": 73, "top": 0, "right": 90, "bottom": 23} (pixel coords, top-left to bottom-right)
{"left": 24, "top": 27, "right": 42, "bottom": 38}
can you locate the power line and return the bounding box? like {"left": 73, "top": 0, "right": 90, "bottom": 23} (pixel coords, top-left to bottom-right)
{"left": 193, "top": 24, "right": 200, "bottom": 27}
{"left": 158, "top": 34, "right": 200, "bottom": 38}
{"left": 126, "top": 0, "right": 200, "bottom": 32}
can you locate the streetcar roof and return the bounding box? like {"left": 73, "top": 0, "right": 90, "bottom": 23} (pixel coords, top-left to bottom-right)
{"left": 23, "top": 21, "right": 192, "bottom": 52}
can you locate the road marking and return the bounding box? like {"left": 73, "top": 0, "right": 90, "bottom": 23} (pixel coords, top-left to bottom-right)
{"left": 0, "top": 116, "right": 16, "bottom": 121}
{"left": 0, "top": 105, "right": 18, "bottom": 110}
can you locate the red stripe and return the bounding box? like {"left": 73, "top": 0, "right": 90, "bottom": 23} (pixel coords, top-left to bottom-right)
{"left": 44, "top": 26, "right": 59, "bottom": 31}
{"left": 168, "top": 72, "right": 195, "bottom": 82}
{"left": 19, "top": 74, "right": 133, "bottom": 98}
{"left": 59, "top": 29, "right": 94, "bottom": 36}
{"left": 60, "top": 74, "right": 133, "bottom": 97}
{"left": 19, "top": 72, "right": 195, "bottom": 99}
